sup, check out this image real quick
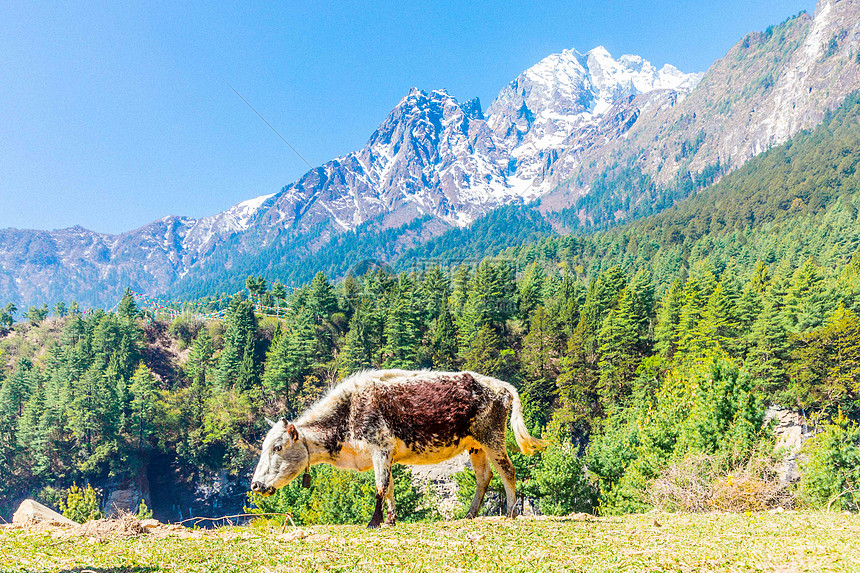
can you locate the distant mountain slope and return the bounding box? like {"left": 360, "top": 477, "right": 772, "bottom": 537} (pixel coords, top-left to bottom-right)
{"left": 501, "top": 90, "right": 860, "bottom": 287}
{"left": 2, "top": 0, "right": 858, "bottom": 308}
{"left": 542, "top": 0, "right": 860, "bottom": 226}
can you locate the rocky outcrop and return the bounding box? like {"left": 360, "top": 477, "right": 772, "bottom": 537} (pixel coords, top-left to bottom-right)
{"left": 104, "top": 471, "right": 151, "bottom": 517}
{"left": 765, "top": 407, "right": 816, "bottom": 484}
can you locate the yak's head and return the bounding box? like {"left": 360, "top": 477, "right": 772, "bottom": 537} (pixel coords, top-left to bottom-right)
{"left": 250, "top": 418, "right": 308, "bottom": 496}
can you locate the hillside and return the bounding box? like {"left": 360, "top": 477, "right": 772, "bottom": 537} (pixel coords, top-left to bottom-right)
{"left": 498, "top": 90, "right": 860, "bottom": 290}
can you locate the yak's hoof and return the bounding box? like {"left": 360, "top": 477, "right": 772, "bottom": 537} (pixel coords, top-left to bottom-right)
{"left": 366, "top": 520, "right": 381, "bottom": 529}
{"left": 465, "top": 512, "right": 476, "bottom": 520}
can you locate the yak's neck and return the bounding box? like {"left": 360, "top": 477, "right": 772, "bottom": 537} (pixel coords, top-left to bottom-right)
{"left": 297, "top": 424, "right": 342, "bottom": 466}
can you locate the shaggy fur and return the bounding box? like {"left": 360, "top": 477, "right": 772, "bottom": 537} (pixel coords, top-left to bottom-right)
{"left": 251, "top": 369, "right": 547, "bottom": 527}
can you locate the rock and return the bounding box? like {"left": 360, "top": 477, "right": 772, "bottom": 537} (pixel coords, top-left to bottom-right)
{"left": 409, "top": 451, "right": 471, "bottom": 519}
{"left": 12, "top": 499, "right": 77, "bottom": 526}
{"left": 104, "top": 470, "right": 150, "bottom": 517}
{"left": 522, "top": 497, "right": 538, "bottom": 517}
{"left": 105, "top": 487, "right": 142, "bottom": 516}
{"left": 765, "top": 407, "right": 817, "bottom": 484}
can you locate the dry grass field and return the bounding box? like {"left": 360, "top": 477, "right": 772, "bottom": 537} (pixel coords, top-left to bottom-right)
{"left": 1, "top": 511, "right": 859, "bottom": 573}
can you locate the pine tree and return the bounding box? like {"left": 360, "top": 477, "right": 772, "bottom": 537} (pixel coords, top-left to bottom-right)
{"left": 0, "top": 360, "right": 37, "bottom": 487}
{"left": 117, "top": 288, "right": 138, "bottom": 319}
{"left": 53, "top": 301, "right": 68, "bottom": 318}
{"left": 186, "top": 329, "right": 214, "bottom": 385}
{"left": 451, "top": 265, "right": 472, "bottom": 316}
{"left": 747, "top": 295, "right": 790, "bottom": 398}
{"left": 307, "top": 272, "right": 338, "bottom": 324}
{"left": 129, "top": 364, "right": 158, "bottom": 450}
{"left": 237, "top": 335, "right": 260, "bottom": 391}
{"left": 736, "top": 281, "right": 763, "bottom": 346}
{"left": 264, "top": 311, "right": 315, "bottom": 415}
{"left": 431, "top": 299, "right": 458, "bottom": 369}
{"left": 557, "top": 271, "right": 584, "bottom": 338}
{"left": 338, "top": 275, "right": 362, "bottom": 318}
{"left": 27, "top": 304, "right": 49, "bottom": 326}
{"left": 578, "top": 266, "right": 627, "bottom": 340}
{"left": 520, "top": 306, "right": 561, "bottom": 428}
{"left": 695, "top": 282, "right": 740, "bottom": 355}
{"left": 382, "top": 284, "right": 420, "bottom": 369}
{"left": 627, "top": 268, "right": 656, "bottom": 342}
{"left": 518, "top": 263, "right": 546, "bottom": 323}
{"left": 655, "top": 279, "right": 684, "bottom": 358}
{"left": 556, "top": 326, "right": 601, "bottom": 440}
{"left": 216, "top": 296, "right": 257, "bottom": 389}
{"left": 246, "top": 275, "right": 268, "bottom": 298}
{"left": 461, "top": 323, "right": 503, "bottom": 377}
{"left": 836, "top": 252, "right": 860, "bottom": 314}
{"left": 750, "top": 261, "right": 771, "bottom": 295}
{"left": 16, "top": 380, "right": 48, "bottom": 477}
{"left": 270, "top": 280, "right": 288, "bottom": 316}
{"left": 339, "top": 302, "right": 376, "bottom": 379}
{"left": 419, "top": 266, "right": 449, "bottom": 324}
{"left": 789, "top": 304, "right": 860, "bottom": 416}
{"left": 784, "top": 257, "right": 827, "bottom": 332}
{"left": 674, "top": 265, "right": 719, "bottom": 359}
{"left": 597, "top": 288, "right": 640, "bottom": 404}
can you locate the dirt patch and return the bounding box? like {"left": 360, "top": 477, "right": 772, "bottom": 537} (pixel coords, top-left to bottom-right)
{"left": 2, "top": 515, "right": 205, "bottom": 540}
{"left": 1, "top": 514, "right": 321, "bottom": 543}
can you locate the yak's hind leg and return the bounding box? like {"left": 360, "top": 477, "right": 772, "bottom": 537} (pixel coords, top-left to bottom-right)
{"left": 466, "top": 447, "right": 491, "bottom": 519}
{"left": 384, "top": 473, "right": 396, "bottom": 526}
{"left": 486, "top": 447, "right": 518, "bottom": 518}
{"left": 368, "top": 449, "right": 394, "bottom": 528}
{"left": 471, "top": 388, "right": 518, "bottom": 518}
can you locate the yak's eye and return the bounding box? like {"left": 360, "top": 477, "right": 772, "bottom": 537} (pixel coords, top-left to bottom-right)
{"left": 273, "top": 445, "right": 282, "bottom": 452}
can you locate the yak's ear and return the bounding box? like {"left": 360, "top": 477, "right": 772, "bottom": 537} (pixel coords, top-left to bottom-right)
{"left": 265, "top": 417, "right": 276, "bottom": 428}
{"left": 285, "top": 423, "right": 299, "bottom": 441}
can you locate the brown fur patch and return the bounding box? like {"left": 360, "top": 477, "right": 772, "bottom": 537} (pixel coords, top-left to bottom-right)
{"left": 356, "top": 373, "right": 487, "bottom": 453}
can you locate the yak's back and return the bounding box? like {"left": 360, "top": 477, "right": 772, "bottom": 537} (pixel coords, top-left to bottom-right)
{"left": 347, "top": 370, "right": 494, "bottom": 452}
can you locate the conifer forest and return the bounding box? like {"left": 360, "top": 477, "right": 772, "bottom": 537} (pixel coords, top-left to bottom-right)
{"left": 3, "top": 92, "right": 860, "bottom": 524}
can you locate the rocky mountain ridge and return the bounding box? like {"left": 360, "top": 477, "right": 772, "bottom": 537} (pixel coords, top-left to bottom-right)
{"left": 2, "top": 0, "right": 859, "bottom": 307}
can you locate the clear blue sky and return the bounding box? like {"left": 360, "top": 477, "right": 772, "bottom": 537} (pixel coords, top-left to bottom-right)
{"left": 0, "top": 0, "right": 816, "bottom": 234}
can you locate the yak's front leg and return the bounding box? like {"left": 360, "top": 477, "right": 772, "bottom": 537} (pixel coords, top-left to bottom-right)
{"left": 367, "top": 448, "right": 393, "bottom": 528}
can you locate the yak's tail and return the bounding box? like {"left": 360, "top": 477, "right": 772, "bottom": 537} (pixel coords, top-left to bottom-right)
{"left": 506, "top": 383, "right": 549, "bottom": 455}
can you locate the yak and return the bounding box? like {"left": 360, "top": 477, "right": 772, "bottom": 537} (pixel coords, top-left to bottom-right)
{"left": 251, "top": 369, "right": 547, "bottom": 527}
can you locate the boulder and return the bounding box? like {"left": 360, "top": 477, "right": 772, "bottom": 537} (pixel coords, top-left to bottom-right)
{"left": 12, "top": 499, "right": 77, "bottom": 526}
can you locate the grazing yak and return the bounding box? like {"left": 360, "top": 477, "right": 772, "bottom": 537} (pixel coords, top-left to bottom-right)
{"left": 251, "top": 369, "right": 547, "bottom": 527}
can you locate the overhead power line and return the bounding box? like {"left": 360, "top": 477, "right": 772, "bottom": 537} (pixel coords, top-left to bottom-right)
{"left": 224, "top": 80, "right": 314, "bottom": 170}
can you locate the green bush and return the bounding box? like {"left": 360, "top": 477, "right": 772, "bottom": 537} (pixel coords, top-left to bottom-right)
{"left": 247, "top": 464, "right": 437, "bottom": 525}
{"left": 136, "top": 498, "right": 153, "bottom": 520}
{"left": 586, "top": 358, "right": 769, "bottom": 514}
{"left": 60, "top": 483, "right": 104, "bottom": 523}
{"left": 799, "top": 414, "right": 860, "bottom": 511}
{"left": 532, "top": 443, "right": 598, "bottom": 515}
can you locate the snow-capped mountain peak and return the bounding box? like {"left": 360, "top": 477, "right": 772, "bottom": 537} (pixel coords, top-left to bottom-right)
{"left": 485, "top": 45, "right": 701, "bottom": 181}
